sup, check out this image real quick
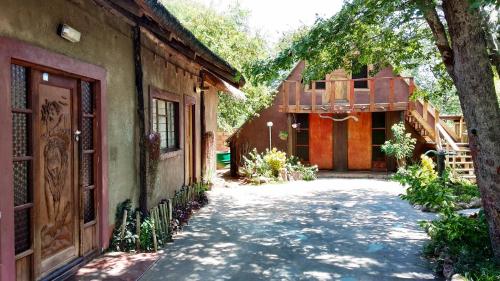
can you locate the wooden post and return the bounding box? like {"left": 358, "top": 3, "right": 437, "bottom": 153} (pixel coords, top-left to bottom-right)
{"left": 330, "top": 81, "right": 335, "bottom": 111}
{"left": 369, "top": 79, "right": 375, "bottom": 111}
{"left": 120, "top": 209, "right": 128, "bottom": 240}
{"left": 167, "top": 199, "right": 172, "bottom": 221}
{"left": 133, "top": 25, "right": 148, "bottom": 214}
{"left": 389, "top": 78, "right": 394, "bottom": 110}
{"left": 422, "top": 100, "right": 428, "bottom": 123}
{"left": 136, "top": 211, "right": 141, "bottom": 250}
{"left": 408, "top": 78, "right": 415, "bottom": 111}
{"left": 459, "top": 116, "right": 464, "bottom": 142}
{"left": 284, "top": 82, "right": 289, "bottom": 111}
{"left": 349, "top": 80, "right": 355, "bottom": 109}
{"left": 434, "top": 109, "right": 440, "bottom": 144}
{"left": 295, "top": 81, "right": 300, "bottom": 112}
{"left": 151, "top": 217, "right": 158, "bottom": 252}
{"left": 311, "top": 82, "right": 316, "bottom": 112}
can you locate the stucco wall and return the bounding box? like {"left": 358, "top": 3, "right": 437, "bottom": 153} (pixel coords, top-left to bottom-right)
{"left": 141, "top": 36, "right": 202, "bottom": 207}
{"left": 0, "top": 0, "right": 137, "bottom": 226}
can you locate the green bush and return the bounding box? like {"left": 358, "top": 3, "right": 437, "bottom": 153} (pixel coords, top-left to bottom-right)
{"left": 241, "top": 149, "right": 318, "bottom": 183}
{"left": 381, "top": 122, "right": 416, "bottom": 168}
{"left": 263, "top": 148, "right": 287, "bottom": 177}
{"left": 394, "top": 155, "right": 494, "bottom": 280}
{"left": 394, "top": 155, "right": 480, "bottom": 211}
{"left": 421, "top": 211, "right": 499, "bottom": 280}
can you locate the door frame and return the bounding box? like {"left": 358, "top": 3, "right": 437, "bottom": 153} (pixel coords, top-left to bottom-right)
{"left": 0, "top": 37, "right": 108, "bottom": 281}
{"left": 184, "top": 95, "right": 196, "bottom": 184}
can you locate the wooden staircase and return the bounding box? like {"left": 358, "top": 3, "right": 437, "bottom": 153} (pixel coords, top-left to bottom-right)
{"left": 405, "top": 100, "right": 476, "bottom": 182}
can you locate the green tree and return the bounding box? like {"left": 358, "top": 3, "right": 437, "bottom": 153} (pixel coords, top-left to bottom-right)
{"left": 382, "top": 122, "right": 416, "bottom": 168}
{"left": 163, "top": 0, "right": 274, "bottom": 131}
{"left": 252, "top": 0, "right": 500, "bottom": 259}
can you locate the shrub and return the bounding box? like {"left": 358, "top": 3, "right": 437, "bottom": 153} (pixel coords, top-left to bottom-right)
{"left": 394, "top": 155, "right": 480, "bottom": 211}
{"left": 241, "top": 149, "right": 317, "bottom": 183}
{"left": 263, "top": 148, "right": 287, "bottom": 177}
{"left": 381, "top": 122, "right": 416, "bottom": 168}
{"left": 421, "top": 211, "right": 499, "bottom": 280}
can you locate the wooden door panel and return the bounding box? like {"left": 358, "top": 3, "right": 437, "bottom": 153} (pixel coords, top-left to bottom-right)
{"left": 348, "top": 112, "right": 372, "bottom": 170}
{"left": 309, "top": 114, "right": 333, "bottom": 169}
{"left": 35, "top": 73, "right": 79, "bottom": 277}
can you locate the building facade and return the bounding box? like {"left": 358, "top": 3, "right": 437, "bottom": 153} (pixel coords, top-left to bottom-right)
{"left": 0, "top": 0, "right": 243, "bottom": 280}
{"left": 229, "top": 61, "right": 469, "bottom": 175}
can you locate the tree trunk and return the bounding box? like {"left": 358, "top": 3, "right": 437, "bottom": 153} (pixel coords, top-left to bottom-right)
{"left": 441, "top": 0, "right": 500, "bottom": 259}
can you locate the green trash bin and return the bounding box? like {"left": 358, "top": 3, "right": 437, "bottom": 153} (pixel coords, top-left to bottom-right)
{"left": 216, "top": 151, "right": 231, "bottom": 168}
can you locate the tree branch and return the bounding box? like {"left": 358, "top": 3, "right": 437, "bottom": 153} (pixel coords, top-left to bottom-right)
{"left": 479, "top": 7, "right": 500, "bottom": 76}
{"left": 415, "top": 0, "right": 455, "bottom": 74}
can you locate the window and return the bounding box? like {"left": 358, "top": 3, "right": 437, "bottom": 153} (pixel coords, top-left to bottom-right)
{"left": 152, "top": 98, "right": 179, "bottom": 152}
{"left": 352, "top": 62, "right": 368, "bottom": 89}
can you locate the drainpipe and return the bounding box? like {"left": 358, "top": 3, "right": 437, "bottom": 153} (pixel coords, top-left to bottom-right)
{"left": 133, "top": 25, "right": 148, "bottom": 214}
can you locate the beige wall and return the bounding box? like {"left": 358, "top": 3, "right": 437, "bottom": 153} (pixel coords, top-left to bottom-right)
{"left": 0, "top": 0, "right": 216, "bottom": 226}
{"left": 0, "top": 0, "right": 138, "bottom": 226}
{"left": 140, "top": 36, "right": 204, "bottom": 208}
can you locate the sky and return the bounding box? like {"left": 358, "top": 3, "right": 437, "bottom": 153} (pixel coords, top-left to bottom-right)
{"left": 198, "top": 0, "right": 343, "bottom": 43}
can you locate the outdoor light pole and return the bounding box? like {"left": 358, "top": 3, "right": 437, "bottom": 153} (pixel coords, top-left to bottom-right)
{"left": 267, "top": 121, "right": 273, "bottom": 150}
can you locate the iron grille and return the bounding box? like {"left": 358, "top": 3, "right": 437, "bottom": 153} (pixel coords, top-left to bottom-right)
{"left": 81, "top": 81, "right": 93, "bottom": 114}
{"left": 13, "top": 161, "right": 29, "bottom": 206}
{"left": 14, "top": 209, "right": 31, "bottom": 254}
{"left": 12, "top": 113, "right": 28, "bottom": 157}
{"left": 11, "top": 64, "right": 27, "bottom": 109}
{"left": 82, "top": 117, "right": 93, "bottom": 150}
{"left": 83, "top": 190, "right": 95, "bottom": 223}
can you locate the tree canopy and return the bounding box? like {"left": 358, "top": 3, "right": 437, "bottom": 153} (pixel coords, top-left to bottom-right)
{"left": 163, "top": 0, "right": 274, "bottom": 131}
{"left": 250, "top": 0, "right": 499, "bottom": 114}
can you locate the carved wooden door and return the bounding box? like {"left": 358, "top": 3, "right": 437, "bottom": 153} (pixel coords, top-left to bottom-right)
{"left": 33, "top": 71, "right": 79, "bottom": 278}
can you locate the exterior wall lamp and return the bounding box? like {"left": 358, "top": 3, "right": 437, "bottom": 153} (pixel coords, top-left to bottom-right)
{"left": 58, "top": 24, "right": 81, "bottom": 43}
{"left": 267, "top": 121, "right": 273, "bottom": 150}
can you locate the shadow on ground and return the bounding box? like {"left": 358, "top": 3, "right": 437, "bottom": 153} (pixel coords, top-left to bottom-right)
{"left": 141, "top": 179, "right": 440, "bottom": 281}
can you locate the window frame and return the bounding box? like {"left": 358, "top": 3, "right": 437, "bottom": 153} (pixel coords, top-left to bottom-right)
{"left": 149, "top": 87, "right": 181, "bottom": 157}
{"left": 352, "top": 63, "right": 369, "bottom": 89}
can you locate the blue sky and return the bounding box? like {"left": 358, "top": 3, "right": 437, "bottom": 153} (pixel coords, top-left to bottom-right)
{"left": 198, "top": 0, "right": 343, "bottom": 43}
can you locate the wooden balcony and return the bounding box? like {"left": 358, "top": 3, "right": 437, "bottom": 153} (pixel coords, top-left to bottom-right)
{"left": 278, "top": 76, "right": 415, "bottom": 113}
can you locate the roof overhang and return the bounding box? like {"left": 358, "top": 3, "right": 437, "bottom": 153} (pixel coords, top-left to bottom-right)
{"left": 204, "top": 71, "right": 246, "bottom": 100}
{"left": 93, "top": 0, "right": 245, "bottom": 88}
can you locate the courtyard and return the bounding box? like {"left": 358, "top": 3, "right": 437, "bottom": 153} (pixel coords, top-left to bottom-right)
{"left": 141, "top": 178, "right": 438, "bottom": 281}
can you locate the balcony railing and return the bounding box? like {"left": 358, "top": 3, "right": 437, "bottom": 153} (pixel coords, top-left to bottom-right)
{"left": 278, "top": 76, "right": 415, "bottom": 113}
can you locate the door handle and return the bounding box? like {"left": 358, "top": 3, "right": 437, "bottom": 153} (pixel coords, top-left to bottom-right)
{"left": 74, "top": 130, "right": 81, "bottom": 142}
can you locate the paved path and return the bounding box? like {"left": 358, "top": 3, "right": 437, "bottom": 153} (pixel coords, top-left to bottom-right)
{"left": 141, "top": 179, "right": 438, "bottom": 281}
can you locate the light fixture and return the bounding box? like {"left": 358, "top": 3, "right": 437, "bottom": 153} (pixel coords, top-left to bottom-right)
{"left": 267, "top": 121, "right": 273, "bottom": 150}
{"left": 292, "top": 123, "right": 298, "bottom": 129}
{"left": 58, "top": 24, "right": 81, "bottom": 43}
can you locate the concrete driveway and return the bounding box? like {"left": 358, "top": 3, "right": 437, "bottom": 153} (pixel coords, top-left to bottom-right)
{"left": 140, "top": 179, "right": 438, "bottom": 281}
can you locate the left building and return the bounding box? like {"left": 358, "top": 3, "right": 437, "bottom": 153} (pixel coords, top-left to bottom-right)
{"left": 0, "top": 0, "right": 244, "bottom": 280}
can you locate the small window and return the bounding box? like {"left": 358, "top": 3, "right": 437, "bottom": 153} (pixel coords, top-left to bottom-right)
{"left": 352, "top": 62, "right": 368, "bottom": 89}
{"left": 152, "top": 98, "right": 179, "bottom": 152}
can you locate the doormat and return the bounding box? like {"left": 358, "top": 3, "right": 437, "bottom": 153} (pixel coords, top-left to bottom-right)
{"left": 71, "top": 252, "right": 160, "bottom": 281}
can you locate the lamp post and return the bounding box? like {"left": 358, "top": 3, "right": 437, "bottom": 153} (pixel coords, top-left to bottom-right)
{"left": 267, "top": 121, "right": 273, "bottom": 150}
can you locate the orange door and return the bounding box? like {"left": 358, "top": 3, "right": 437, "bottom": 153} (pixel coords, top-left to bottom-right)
{"left": 309, "top": 114, "right": 333, "bottom": 169}
{"left": 348, "top": 112, "right": 372, "bottom": 170}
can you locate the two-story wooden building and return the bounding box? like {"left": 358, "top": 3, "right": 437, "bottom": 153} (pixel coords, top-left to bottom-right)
{"left": 229, "top": 61, "right": 473, "bottom": 176}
